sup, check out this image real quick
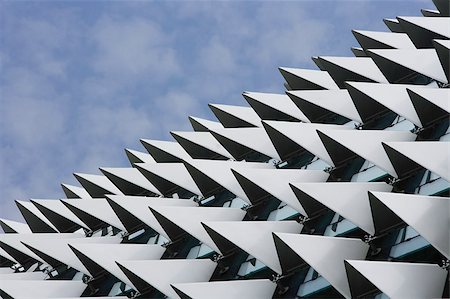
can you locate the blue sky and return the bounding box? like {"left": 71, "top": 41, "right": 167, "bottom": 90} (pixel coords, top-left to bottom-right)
{"left": 0, "top": 0, "right": 430, "bottom": 221}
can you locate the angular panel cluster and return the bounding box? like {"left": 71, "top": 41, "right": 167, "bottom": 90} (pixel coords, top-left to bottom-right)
{"left": 1, "top": 2, "right": 449, "bottom": 298}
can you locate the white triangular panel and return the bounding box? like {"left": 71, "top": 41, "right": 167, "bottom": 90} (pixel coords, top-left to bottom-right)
{"left": 203, "top": 221, "right": 302, "bottom": 274}
{"left": 243, "top": 92, "right": 309, "bottom": 122}
{"left": 117, "top": 259, "right": 216, "bottom": 298}
{"left": 278, "top": 68, "right": 339, "bottom": 90}
{"left": 274, "top": 233, "right": 369, "bottom": 299}
{"left": 171, "top": 131, "right": 234, "bottom": 159}
{"left": 0, "top": 219, "right": 31, "bottom": 234}
{"left": 346, "top": 82, "right": 426, "bottom": 127}
{"left": 384, "top": 141, "right": 450, "bottom": 181}
{"left": 346, "top": 260, "right": 448, "bottom": 299}
{"left": 100, "top": 167, "right": 162, "bottom": 195}
{"left": 70, "top": 243, "right": 165, "bottom": 289}
{"left": 210, "top": 127, "right": 281, "bottom": 160}
{"left": 209, "top": 104, "right": 262, "bottom": 127}
{"left": 135, "top": 162, "right": 203, "bottom": 196}
{"left": 150, "top": 206, "right": 246, "bottom": 253}
{"left": 287, "top": 89, "right": 363, "bottom": 123}
{"left": 61, "top": 184, "right": 92, "bottom": 199}
{"left": 370, "top": 191, "right": 449, "bottom": 258}
{"left": 0, "top": 280, "right": 86, "bottom": 298}
{"left": 74, "top": 173, "right": 124, "bottom": 195}
{"left": 172, "top": 279, "right": 276, "bottom": 299}
{"left": 352, "top": 30, "right": 416, "bottom": 49}
{"left": 232, "top": 168, "right": 329, "bottom": 215}
{"left": 368, "top": 49, "right": 448, "bottom": 83}
{"left": 290, "top": 182, "right": 392, "bottom": 235}
{"left": 318, "top": 57, "right": 389, "bottom": 83}
{"left": 318, "top": 129, "right": 416, "bottom": 177}
{"left": 62, "top": 199, "right": 127, "bottom": 232}
{"left": 30, "top": 199, "right": 89, "bottom": 229}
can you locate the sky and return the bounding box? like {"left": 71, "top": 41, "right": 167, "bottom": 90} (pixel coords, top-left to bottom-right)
{"left": 0, "top": 0, "right": 431, "bottom": 222}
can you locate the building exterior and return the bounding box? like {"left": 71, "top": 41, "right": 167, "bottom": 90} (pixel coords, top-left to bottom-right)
{"left": 0, "top": 1, "right": 449, "bottom": 298}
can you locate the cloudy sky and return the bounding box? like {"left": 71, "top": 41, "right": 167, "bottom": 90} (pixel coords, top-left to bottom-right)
{"left": 0, "top": 0, "right": 430, "bottom": 221}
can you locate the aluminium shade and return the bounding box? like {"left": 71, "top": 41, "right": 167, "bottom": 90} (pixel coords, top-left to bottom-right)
{"left": 278, "top": 67, "right": 340, "bottom": 90}
{"left": 352, "top": 30, "right": 416, "bottom": 50}
{"left": 61, "top": 198, "right": 127, "bottom": 232}
{"left": 369, "top": 191, "right": 449, "bottom": 258}
{"left": 188, "top": 116, "right": 224, "bottom": 132}
{"left": 210, "top": 127, "right": 281, "bottom": 161}
{"left": 134, "top": 162, "right": 203, "bottom": 197}
{"left": 345, "top": 260, "right": 448, "bottom": 299}
{"left": 368, "top": 48, "right": 448, "bottom": 84}
{"left": 383, "top": 141, "right": 450, "bottom": 180}
{"left": 243, "top": 92, "right": 309, "bottom": 122}
{"left": 287, "top": 89, "right": 363, "bottom": 123}
{"left": 124, "top": 148, "right": 156, "bottom": 164}
{"left": 433, "top": 39, "right": 450, "bottom": 81}
{"left": 150, "top": 206, "right": 246, "bottom": 252}
{"left": 106, "top": 195, "right": 196, "bottom": 238}
{"left": 100, "top": 167, "right": 162, "bottom": 196}
{"left": 208, "top": 104, "right": 261, "bottom": 128}
{"left": 69, "top": 243, "right": 165, "bottom": 289}
{"left": 290, "top": 182, "right": 392, "bottom": 235}
{"left": 15, "top": 200, "right": 59, "bottom": 233}
{"left": 171, "top": 131, "right": 233, "bottom": 160}
{"left": 203, "top": 220, "right": 302, "bottom": 274}
{"left": 397, "top": 16, "right": 450, "bottom": 48}
{"left": 117, "top": 259, "right": 216, "bottom": 298}
{"left": 262, "top": 121, "right": 351, "bottom": 165}
{"left": 140, "top": 139, "right": 192, "bottom": 162}
{"left": 231, "top": 168, "right": 329, "bottom": 215}
{"left": 22, "top": 236, "right": 120, "bottom": 274}
{"left": 73, "top": 173, "right": 123, "bottom": 198}
{"left": 273, "top": 233, "right": 369, "bottom": 299}
{"left": 0, "top": 280, "right": 87, "bottom": 299}
{"left": 317, "top": 129, "right": 416, "bottom": 176}
{"left": 0, "top": 219, "right": 31, "bottom": 234}
{"left": 172, "top": 279, "right": 276, "bottom": 299}
{"left": 61, "top": 184, "right": 92, "bottom": 199}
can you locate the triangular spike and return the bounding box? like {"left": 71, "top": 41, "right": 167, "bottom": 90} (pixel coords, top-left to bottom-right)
{"left": 117, "top": 259, "right": 216, "bottom": 298}
{"left": 171, "top": 131, "right": 233, "bottom": 160}
{"left": 0, "top": 280, "right": 86, "bottom": 298}
{"left": 287, "top": 89, "right": 363, "bottom": 123}
{"left": 316, "top": 56, "right": 388, "bottom": 88}
{"left": 243, "top": 92, "right": 309, "bottom": 122}
{"left": 208, "top": 104, "right": 261, "bottom": 128}
{"left": 203, "top": 221, "right": 302, "bottom": 274}
{"left": 383, "top": 141, "right": 450, "bottom": 181}
{"left": 70, "top": 243, "right": 165, "bottom": 289}
{"left": 352, "top": 30, "right": 415, "bottom": 50}
{"left": 188, "top": 116, "right": 223, "bottom": 132}
{"left": 125, "top": 148, "right": 156, "bottom": 164}
{"left": 273, "top": 233, "right": 369, "bottom": 299}
{"left": 73, "top": 173, "right": 123, "bottom": 198}
{"left": 31, "top": 199, "right": 89, "bottom": 233}
{"left": 61, "top": 183, "right": 92, "bottom": 199}
{"left": 317, "top": 129, "right": 416, "bottom": 177}
{"left": 368, "top": 48, "right": 448, "bottom": 84}
{"left": 22, "top": 236, "right": 120, "bottom": 274}
{"left": 232, "top": 168, "right": 329, "bottom": 215}
{"left": 210, "top": 127, "right": 281, "bottom": 161}
{"left": 0, "top": 218, "right": 31, "bottom": 234}
{"left": 135, "top": 162, "right": 203, "bottom": 197}
{"left": 172, "top": 279, "right": 276, "bottom": 299}
{"left": 106, "top": 195, "right": 196, "bottom": 239}
{"left": 345, "top": 260, "right": 448, "bottom": 298}
{"left": 100, "top": 167, "right": 162, "bottom": 196}
{"left": 397, "top": 16, "right": 450, "bottom": 48}
{"left": 62, "top": 198, "right": 127, "bottom": 232}
{"left": 183, "top": 159, "right": 273, "bottom": 202}
{"left": 278, "top": 67, "right": 339, "bottom": 90}
{"left": 140, "top": 139, "right": 191, "bottom": 162}
{"left": 290, "top": 182, "right": 392, "bottom": 235}
{"left": 346, "top": 82, "right": 425, "bottom": 127}
{"left": 150, "top": 206, "right": 245, "bottom": 252}
{"left": 369, "top": 191, "right": 449, "bottom": 258}
{"left": 15, "top": 200, "right": 58, "bottom": 233}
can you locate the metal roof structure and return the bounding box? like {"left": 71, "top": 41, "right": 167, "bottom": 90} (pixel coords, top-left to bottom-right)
{"left": 0, "top": 1, "right": 449, "bottom": 298}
